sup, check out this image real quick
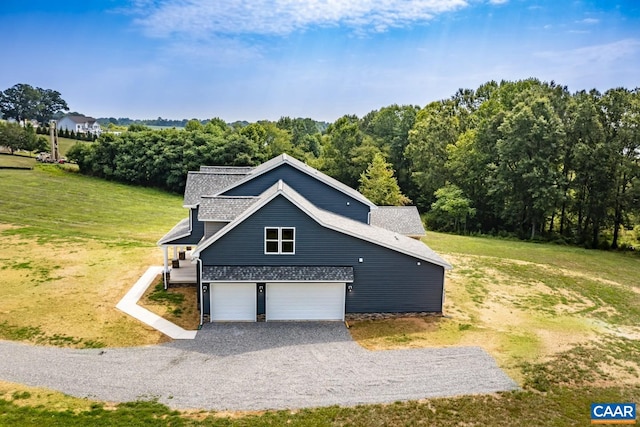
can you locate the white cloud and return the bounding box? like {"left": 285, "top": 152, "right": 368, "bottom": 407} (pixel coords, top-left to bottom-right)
{"left": 165, "top": 37, "right": 265, "bottom": 63}
{"left": 577, "top": 18, "right": 600, "bottom": 24}
{"left": 535, "top": 38, "right": 640, "bottom": 67}
{"left": 131, "top": 0, "right": 469, "bottom": 38}
{"left": 488, "top": 0, "right": 508, "bottom": 4}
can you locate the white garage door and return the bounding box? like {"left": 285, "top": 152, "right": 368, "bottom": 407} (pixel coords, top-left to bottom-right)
{"left": 210, "top": 283, "right": 256, "bottom": 322}
{"left": 266, "top": 282, "right": 345, "bottom": 321}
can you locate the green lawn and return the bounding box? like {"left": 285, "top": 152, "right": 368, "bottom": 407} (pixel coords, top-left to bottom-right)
{"left": 57, "top": 136, "right": 84, "bottom": 155}
{"left": 0, "top": 153, "right": 35, "bottom": 168}
{"left": 0, "top": 154, "right": 639, "bottom": 426}
{"left": 1, "top": 386, "right": 638, "bottom": 426}
{"left": 426, "top": 231, "right": 640, "bottom": 290}
{"left": 0, "top": 164, "right": 184, "bottom": 243}
{"left": 0, "top": 159, "right": 185, "bottom": 347}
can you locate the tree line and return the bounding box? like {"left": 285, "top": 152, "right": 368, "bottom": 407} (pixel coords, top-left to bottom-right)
{"left": 96, "top": 116, "right": 331, "bottom": 133}
{"left": 34, "top": 125, "right": 98, "bottom": 142}
{"left": 67, "top": 117, "right": 323, "bottom": 196}
{"left": 66, "top": 78, "right": 639, "bottom": 249}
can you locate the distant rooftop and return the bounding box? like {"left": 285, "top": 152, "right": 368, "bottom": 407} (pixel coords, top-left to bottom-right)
{"left": 59, "top": 115, "right": 97, "bottom": 124}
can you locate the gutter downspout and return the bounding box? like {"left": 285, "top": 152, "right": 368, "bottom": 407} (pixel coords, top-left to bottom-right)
{"left": 162, "top": 245, "right": 169, "bottom": 290}
{"left": 197, "top": 257, "right": 204, "bottom": 327}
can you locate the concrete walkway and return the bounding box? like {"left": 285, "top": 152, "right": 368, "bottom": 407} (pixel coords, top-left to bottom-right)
{"left": 116, "top": 266, "right": 197, "bottom": 339}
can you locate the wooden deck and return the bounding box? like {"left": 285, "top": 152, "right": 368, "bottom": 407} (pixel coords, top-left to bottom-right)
{"left": 168, "top": 258, "right": 197, "bottom": 285}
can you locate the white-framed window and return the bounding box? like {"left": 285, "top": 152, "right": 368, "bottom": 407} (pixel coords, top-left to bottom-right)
{"left": 265, "top": 227, "right": 295, "bottom": 254}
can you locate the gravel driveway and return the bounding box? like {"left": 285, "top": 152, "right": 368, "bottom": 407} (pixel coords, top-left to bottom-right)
{"left": 0, "top": 322, "right": 518, "bottom": 411}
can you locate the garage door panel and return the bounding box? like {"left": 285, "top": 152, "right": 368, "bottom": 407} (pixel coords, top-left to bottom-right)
{"left": 210, "top": 283, "right": 256, "bottom": 322}
{"left": 266, "top": 282, "right": 345, "bottom": 321}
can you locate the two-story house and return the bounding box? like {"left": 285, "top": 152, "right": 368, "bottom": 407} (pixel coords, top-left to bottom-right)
{"left": 158, "top": 154, "right": 451, "bottom": 323}
{"left": 57, "top": 115, "right": 102, "bottom": 135}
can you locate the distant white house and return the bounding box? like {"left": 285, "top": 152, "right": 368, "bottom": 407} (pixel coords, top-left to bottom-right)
{"left": 57, "top": 115, "right": 102, "bottom": 135}
{"left": 4, "top": 118, "right": 40, "bottom": 128}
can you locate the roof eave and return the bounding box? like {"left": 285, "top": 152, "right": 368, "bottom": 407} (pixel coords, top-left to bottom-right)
{"left": 192, "top": 183, "right": 452, "bottom": 270}
{"left": 157, "top": 231, "right": 192, "bottom": 246}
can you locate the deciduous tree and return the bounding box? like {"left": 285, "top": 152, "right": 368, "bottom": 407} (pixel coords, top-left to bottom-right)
{"left": 0, "top": 83, "right": 68, "bottom": 123}
{"left": 494, "top": 90, "right": 565, "bottom": 239}
{"left": 429, "top": 184, "right": 476, "bottom": 232}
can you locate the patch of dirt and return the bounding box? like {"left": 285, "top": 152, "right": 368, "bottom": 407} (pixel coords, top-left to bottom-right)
{"left": 351, "top": 254, "right": 609, "bottom": 371}
{"left": 534, "top": 327, "right": 597, "bottom": 355}
{"left": 477, "top": 297, "right": 527, "bottom": 331}
{"left": 589, "top": 305, "right": 621, "bottom": 318}
{"left": 0, "top": 224, "right": 20, "bottom": 232}
{"left": 552, "top": 287, "right": 596, "bottom": 314}
{"left": 588, "top": 319, "right": 640, "bottom": 340}
{"left": 138, "top": 277, "right": 200, "bottom": 330}
{"left": 595, "top": 359, "right": 640, "bottom": 386}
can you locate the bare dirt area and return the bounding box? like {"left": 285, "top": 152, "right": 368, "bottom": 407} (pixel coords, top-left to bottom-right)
{"left": 138, "top": 276, "right": 200, "bottom": 330}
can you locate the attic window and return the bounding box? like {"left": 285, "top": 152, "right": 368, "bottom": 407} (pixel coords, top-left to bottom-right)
{"left": 265, "top": 227, "right": 295, "bottom": 254}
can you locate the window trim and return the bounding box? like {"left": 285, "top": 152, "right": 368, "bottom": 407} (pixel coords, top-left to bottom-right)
{"left": 264, "top": 227, "right": 296, "bottom": 255}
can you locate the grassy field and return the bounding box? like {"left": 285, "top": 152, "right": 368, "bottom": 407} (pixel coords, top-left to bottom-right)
{"left": 350, "top": 232, "right": 640, "bottom": 382}
{"left": 0, "top": 155, "right": 639, "bottom": 426}
{"left": 0, "top": 137, "right": 86, "bottom": 171}
{"left": 56, "top": 136, "right": 85, "bottom": 155}
{"left": 0, "top": 153, "right": 35, "bottom": 168}
{"left": 0, "top": 159, "right": 185, "bottom": 347}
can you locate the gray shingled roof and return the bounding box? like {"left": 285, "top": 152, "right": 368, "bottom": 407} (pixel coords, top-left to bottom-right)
{"left": 193, "top": 181, "right": 452, "bottom": 270}
{"left": 183, "top": 171, "right": 249, "bottom": 207}
{"left": 60, "top": 115, "right": 97, "bottom": 124}
{"left": 157, "top": 217, "right": 191, "bottom": 245}
{"left": 202, "top": 266, "right": 354, "bottom": 282}
{"left": 198, "top": 196, "right": 260, "bottom": 221}
{"left": 370, "top": 206, "right": 426, "bottom": 237}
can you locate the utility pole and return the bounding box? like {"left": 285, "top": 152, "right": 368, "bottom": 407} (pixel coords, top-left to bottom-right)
{"left": 49, "top": 120, "right": 59, "bottom": 162}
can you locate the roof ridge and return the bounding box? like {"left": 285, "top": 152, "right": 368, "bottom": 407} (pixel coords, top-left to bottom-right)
{"left": 213, "top": 153, "right": 376, "bottom": 207}
{"left": 201, "top": 195, "right": 257, "bottom": 199}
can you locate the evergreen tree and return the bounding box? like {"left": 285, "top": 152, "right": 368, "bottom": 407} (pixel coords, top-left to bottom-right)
{"left": 358, "top": 153, "right": 410, "bottom": 206}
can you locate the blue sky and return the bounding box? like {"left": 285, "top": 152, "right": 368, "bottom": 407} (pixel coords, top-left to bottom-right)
{"left": 1, "top": 0, "right": 639, "bottom": 122}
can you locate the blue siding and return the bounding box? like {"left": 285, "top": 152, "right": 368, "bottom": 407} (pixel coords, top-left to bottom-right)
{"left": 202, "top": 269, "right": 210, "bottom": 315}
{"left": 222, "top": 164, "right": 370, "bottom": 223}
{"left": 170, "top": 208, "right": 205, "bottom": 245}
{"left": 257, "top": 283, "right": 265, "bottom": 315}
{"left": 204, "top": 221, "right": 227, "bottom": 239}
{"left": 199, "top": 196, "right": 444, "bottom": 314}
